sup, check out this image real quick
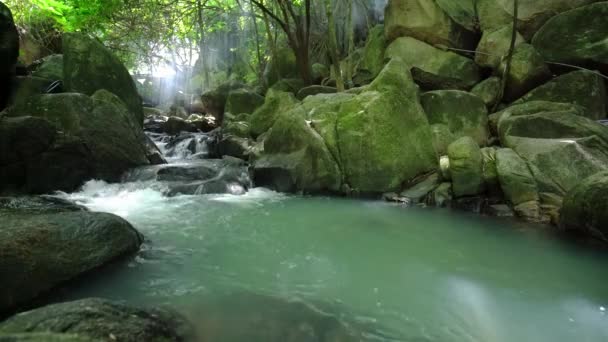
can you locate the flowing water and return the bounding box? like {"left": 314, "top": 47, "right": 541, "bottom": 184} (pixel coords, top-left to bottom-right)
{"left": 54, "top": 133, "right": 608, "bottom": 342}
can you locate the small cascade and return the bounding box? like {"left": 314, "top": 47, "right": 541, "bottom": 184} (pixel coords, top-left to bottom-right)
{"left": 148, "top": 131, "right": 219, "bottom": 162}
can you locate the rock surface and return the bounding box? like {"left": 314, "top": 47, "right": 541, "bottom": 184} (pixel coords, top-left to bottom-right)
{"left": 0, "top": 298, "right": 193, "bottom": 342}
{"left": 447, "top": 137, "right": 484, "bottom": 197}
{"left": 560, "top": 171, "right": 608, "bottom": 241}
{"left": 249, "top": 89, "right": 299, "bottom": 138}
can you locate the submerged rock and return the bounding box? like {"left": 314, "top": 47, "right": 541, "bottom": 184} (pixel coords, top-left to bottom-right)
{"left": 0, "top": 204, "right": 142, "bottom": 314}
{"left": 63, "top": 33, "right": 143, "bottom": 125}
{"left": 0, "top": 298, "right": 193, "bottom": 342}
{"left": 385, "top": 37, "right": 480, "bottom": 90}
{"left": 532, "top": 2, "right": 608, "bottom": 73}
{"left": 560, "top": 171, "right": 608, "bottom": 242}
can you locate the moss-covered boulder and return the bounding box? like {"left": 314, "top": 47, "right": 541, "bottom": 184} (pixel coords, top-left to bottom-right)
{"left": 357, "top": 25, "right": 387, "bottom": 83}
{"left": 434, "top": 0, "right": 477, "bottom": 31}
{"left": 296, "top": 85, "right": 337, "bottom": 100}
{"left": 501, "top": 43, "right": 551, "bottom": 101}
{"left": 0, "top": 202, "right": 142, "bottom": 314}
{"left": 560, "top": 171, "right": 608, "bottom": 241}
{"left": 200, "top": 81, "right": 247, "bottom": 121}
{"left": 263, "top": 48, "right": 298, "bottom": 87}
{"left": 224, "top": 88, "right": 264, "bottom": 116}
{"left": 311, "top": 63, "right": 329, "bottom": 83}
{"left": 471, "top": 77, "right": 501, "bottom": 108}
{"left": 490, "top": 101, "right": 588, "bottom": 134}
{"left": 253, "top": 108, "right": 341, "bottom": 193}
{"left": 385, "top": 37, "right": 480, "bottom": 90}
{"left": 498, "top": 110, "right": 608, "bottom": 220}
{"left": 447, "top": 137, "right": 484, "bottom": 197}
{"left": 384, "top": 0, "right": 475, "bottom": 49}
{"left": 268, "top": 78, "right": 306, "bottom": 94}
{"left": 30, "top": 54, "right": 63, "bottom": 81}
{"left": 429, "top": 124, "right": 456, "bottom": 156}
{"left": 0, "top": 298, "right": 193, "bottom": 342}
{"left": 496, "top": 148, "right": 541, "bottom": 221}
{"left": 420, "top": 90, "right": 489, "bottom": 146}
{"left": 476, "top": 0, "right": 601, "bottom": 40}
{"left": 249, "top": 89, "right": 299, "bottom": 138}
{"left": 63, "top": 33, "right": 143, "bottom": 125}
{"left": 475, "top": 26, "right": 525, "bottom": 70}
{"left": 3, "top": 91, "right": 151, "bottom": 191}
{"left": 513, "top": 70, "right": 607, "bottom": 120}
{"left": 532, "top": 2, "right": 608, "bottom": 73}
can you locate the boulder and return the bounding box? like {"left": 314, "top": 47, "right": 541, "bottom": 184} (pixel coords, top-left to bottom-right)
{"left": 219, "top": 135, "right": 251, "bottom": 160}
{"left": 500, "top": 43, "right": 551, "bottom": 101}
{"left": 3, "top": 91, "right": 151, "bottom": 191}
{"left": 30, "top": 54, "right": 63, "bottom": 81}
{"left": 399, "top": 173, "right": 441, "bottom": 203}
{"left": 223, "top": 120, "right": 250, "bottom": 138}
{"left": 434, "top": 0, "right": 477, "bottom": 31}
{"left": 249, "top": 89, "right": 299, "bottom": 138}
{"left": 429, "top": 182, "right": 453, "bottom": 207}
{"left": 63, "top": 33, "right": 143, "bottom": 125}
{"left": 447, "top": 137, "right": 484, "bottom": 197}
{"left": 475, "top": 26, "right": 525, "bottom": 70}
{"left": 384, "top": 0, "right": 476, "bottom": 49}
{"left": 268, "top": 78, "right": 306, "bottom": 94}
{"left": 0, "top": 1, "right": 19, "bottom": 111}
{"left": 200, "top": 81, "right": 247, "bottom": 122}
{"left": 420, "top": 90, "right": 489, "bottom": 146}
{"left": 495, "top": 148, "right": 542, "bottom": 221}
{"left": 224, "top": 88, "right": 264, "bottom": 116}
{"left": 311, "top": 63, "right": 329, "bottom": 83}
{"left": 162, "top": 116, "right": 198, "bottom": 135}
{"left": 0, "top": 205, "right": 142, "bottom": 313}
{"left": 263, "top": 47, "right": 298, "bottom": 87}
{"left": 385, "top": 37, "right": 481, "bottom": 90}
{"left": 476, "top": 0, "right": 601, "bottom": 40}
{"left": 471, "top": 77, "right": 501, "bottom": 108}
{"left": 512, "top": 70, "right": 607, "bottom": 120}
{"left": 356, "top": 25, "right": 387, "bottom": 83}
{"left": 429, "top": 124, "right": 456, "bottom": 156}
{"left": 296, "top": 85, "right": 337, "bottom": 100}
{"left": 253, "top": 108, "right": 341, "bottom": 193}
{"left": 560, "top": 171, "right": 608, "bottom": 241}
{"left": 0, "top": 298, "right": 193, "bottom": 342}
{"left": 490, "top": 101, "right": 588, "bottom": 134}
{"left": 532, "top": 2, "right": 608, "bottom": 73}
{"left": 480, "top": 147, "right": 499, "bottom": 188}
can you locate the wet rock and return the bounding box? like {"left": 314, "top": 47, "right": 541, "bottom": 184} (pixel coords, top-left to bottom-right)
{"left": 420, "top": 90, "right": 489, "bottom": 146}
{"left": 560, "top": 171, "right": 608, "bottom": 242}
{"left": 428, "top": 182, "right": 453, "bottom": 207}
{"left": 471, "top": 77, "right": 501, "bottom": 109}
{"left": 0, "top": 1, "right": 19, "bottom": 111}
{"left": 447, "top": 137, "right": 484, "bottom": 197}
{"left": 296, "top": 85, "right": 337, "bottom": 101}
{"left": 0, "top": 298, "right": 193, "bottom": 342}
{"left": 63, "top": 33, "right": 143, "bottom": 125}
{"left": 532, "top": 2, "right": 608, "bottom": 74}
{"left": 162, "top": 116, "right": 198, "bottom": 135}
{"left": 385, "top": 37, "right": 480, "bottom": 90}
{"left": 400, "top": 173, "right": 441, "bottom": 204}
{"left": 249, "top": 89, "right": 299, "bottom": 138}
{"left": 0, "top": 207, "right": 142, "bottom": 314}
{"left": 512, "top": 70, "right": 607, "bottom": 120}
{"left": 219, "top": 135, "right": 251, "bottom": 160}
{"left": 485, "top": 204, "right": 515, "bottom": 217}
{"left": 496, "top": 148, "right": 542, "bottom": 222}
{"left": 384, "top": 0, "right": 476, "bottom": 49}
{"left": 224, "top": 88, "right": 264, "bottom": 116}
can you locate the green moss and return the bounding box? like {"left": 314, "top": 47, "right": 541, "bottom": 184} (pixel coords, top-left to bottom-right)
{"left": 447, "top": 137, "right": 484, "bottom": 197}
{"left": 248, "top": 89, "right": 299, "bottom": 138}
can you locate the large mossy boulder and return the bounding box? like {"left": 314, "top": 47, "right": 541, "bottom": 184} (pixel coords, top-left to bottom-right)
{"left": 513, "top": 70, "right": 607, "bottom": 120}
{"left": 248, "top": 89, "right": 299, "bottom": 138}
{"left": 420, "top": 90, "right": 489, "bottom": 146}
{"left": 495, "top": 148, "right": 542, "bottom": 221}
{"left": 471, "top": 76, "right": 501, "bottom": 108}
{"left": 560, "top": 171, "right": 608, "bottom": 241}
{"left": 224, "top": 88, "right": 264, "bottom": 116}
{"left": 263, "top": 48, "right": 298, "bottom": 87}
{"left": 0, "top": 200, "right": 142, "bottom": 314}
{"left": 384, "top": 0, "right": 475, "bottom": 49}
{"left": 2, "top": 91, "right": 151, "bottom": 192}
{"left": 385, "top": 37, "right": 481, "bottom": 90}
{"left": 498, "top": 110, "right": 608, "bottom": 219}
{"left": 30, "top": 54, "right": 63, "bottom": 81}
{"left": 490, "top": 101, "right": 588, "bottom": 134}
{"left": 501, "top": 43, "right": 551, "bottom": 101}
{"left": 356, "top": 25, "right": 387, "bottom": 83}
{"left": 434, "top": 0, "right": 477, "bottom": 31}
{"left": 0, "top": 298, "right": 193, "bottom": 342}
{"left": 63, "top": 33, "right": 143, "bottom": 125}
{"left": 532, "top": 2, "right": 608, "bottom": 73}
{"left": 475, "top": 26, "right": 525, "bottom": 70}
{"left": 447, "top": 137, "right": 484, "bottom": 197}
{"left": 476, "top": 0, "right": 601, "bottom": 40}
{"left": 253, "top": 108, "right": 341, "bottom": 193}
{"left": 296, "top": 85, "right": 337, "bottom": 101}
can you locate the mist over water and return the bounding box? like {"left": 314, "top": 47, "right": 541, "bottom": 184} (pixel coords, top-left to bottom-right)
{"left": 56, "top": 181, "right": 608, "bottom": 342}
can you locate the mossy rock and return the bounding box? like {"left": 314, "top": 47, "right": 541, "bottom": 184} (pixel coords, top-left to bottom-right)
{"left": 475, "top": 26, "right": 525, "bottom": 70}
{"left": 263, "top": 48, "right": 298, "bottom": 87}
{"left": 249, "top": 89, "right": 299, "bottom": 138}
{"left": 63, "top": 33, "right": 143, "bottom": 125}
{"left": 357, "top": 25, "right": 387, "bottom": 82}
{"left": 560, "top": 171, "right": 608, "bottom": 241}
{"left": 501, "top": 43, "right": 551, "bottom": 101}
{"left": 385, "top": 37, "right": 481, "bottom": 89}
{"left": 30, "top": 54, "right": 63, "bottom": 81}
{"left": 421, "top": 90, "right": 489, "bottom": 146}
{"left": 447, "top": 137, "right": 484, "bottom": 197}
{"left": 496, "top": 147, "right": 540, "bottom": 210}
{"left": 296, "top": 85, "right": 337, "bottom": 101}
{"left": 0, "top": 333, "right": 95, "bottom": 341}
{"left": 434, "top": 0, "right": 477, "bottom": 31}
{"left": 471, "top": 77, "right": 501, "bottom": 108}
{"left": 224, "top": 88, "right": 264, "bottom": 115}
{"left": 269, "top": 78, "right": 306, "bottom": 94}
{"left": 512, "top": 70, "right": 607, "bottom": 120}
{"left": 532, "top": 2, "right": 608, "bottom": 74}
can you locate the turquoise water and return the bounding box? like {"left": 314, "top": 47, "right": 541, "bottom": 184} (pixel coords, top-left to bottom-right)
{"left": 59, "top": 181, "right": 608, "bottom": 341}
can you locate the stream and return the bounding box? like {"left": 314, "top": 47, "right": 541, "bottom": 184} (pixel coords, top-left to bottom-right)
{"left": 54, "top": 132, "right": 608, "bottom": 342}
